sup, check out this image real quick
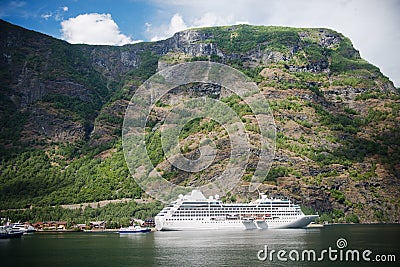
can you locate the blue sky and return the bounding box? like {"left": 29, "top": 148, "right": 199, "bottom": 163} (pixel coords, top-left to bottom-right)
{"left": 0, "top": 0, "right": 155, "bottom": 42}
{"left": 1, "top": 0, "right": 399, "bottom": 87}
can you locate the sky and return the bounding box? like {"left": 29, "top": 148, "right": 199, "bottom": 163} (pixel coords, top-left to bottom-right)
{"left": 0, "top": 0, "right": 399, "bottom": 87}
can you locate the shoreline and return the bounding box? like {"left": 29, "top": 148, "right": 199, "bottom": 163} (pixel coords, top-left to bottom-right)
{"left": 34, "top": 228, "right": 157, "bottom": 233}
{"left": 28, "top": 223, "right": 400, "bottom": 233}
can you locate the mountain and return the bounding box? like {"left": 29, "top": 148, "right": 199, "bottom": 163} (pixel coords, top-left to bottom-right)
{"left": 0, "top": 19, "right": 399, "bottom": 223}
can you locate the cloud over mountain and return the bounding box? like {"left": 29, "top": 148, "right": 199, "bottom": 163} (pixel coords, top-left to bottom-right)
{"left": 61, "top": 13, "right": 141, "bottom": 45}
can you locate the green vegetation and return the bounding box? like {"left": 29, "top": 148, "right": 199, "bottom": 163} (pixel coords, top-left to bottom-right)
{"left": 220, "top": 94, "right": 253, "bottom": 116}
{"left": 97, "top": 112, "right": 123, "bottom": 126}
{"left": 265, "top": 166, "right": 289, "bottom": 182}
{"left": 200, "top": 25, "right": 301, "bottom": 54}
{"left": 345, "top": 214, "right": 360, "bottom": 223}
{"left": 190, "top": 55, "right": 209, "bottom": 61}
{"left": 126, "top": 51, "right": 160, "bottom": 80}
{"left": 305, "top": 170, "right": 338, "bottom": 185}
{"left": 303, "top": 43, "right": 328, "bottom": 64}
{"left": 329, "top": 189, "right": 346, "bottom": 204}
{"left": 374, "top": 209, "right": 388, "bottom": 222}
{"left": 42, "top": 94, "right": 102, "bottom": 122}
{"left": 264, "top": 165, "right": 301, "bottom": 183}
{"left": 300, "top": 206, "right": 316, "bottom": 215}
{"left": 0, "top": 96, "right": 29, "bottom": 153}
{"left": 366, "top": 107, "right": 389, "bottom": 123}
{"left": 349, "top": 164, "right": 376, "bottom": 181}
{"left": 343, "top": 106, "right": 358, "bottom": 115}
{"left": 355, "top": 90, "right": 380, "bottom": 101}
{"left": 316, "top": 209, "right": 347, "bottom": 223}
{"left": 0, "top": 201, "right": 162, "bottom": 228}
{"left": 145, "top": 130, "right": 164, "bottom": 167}
{"left": 316, "top": 210, "right": 359, "bottom": 224}
{"left": 0, "top": 142, "right": 143, "bottom": 209}
{"left": 310, "top": 103, "right": 362, "bottom": 133}
{"left": 178, "top": 118, "right": 221, "bottom": 140}
{"left": 221, "top": 191, "right": 237, "bottom": 203}
{"left": 269, "top": 99, "right": 303, "bottom": 112}
{"left": 329, "top": 36, "right": 380, "bottom": 74}
{"left": 332, "top": 76, "right": 375, "bottom": 87}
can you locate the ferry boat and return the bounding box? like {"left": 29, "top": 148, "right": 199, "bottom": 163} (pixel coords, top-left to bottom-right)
{"left": 119, "top": 225, "right": 151, "bottom": 234}
{"left": 155, "top": 190, "right": 318, "bottom": 231}
{"left": 11, "top": 223, "right": 36, "bottom": 233}
{"left": 0, "top": 226, "right": 24, "bottom": 239}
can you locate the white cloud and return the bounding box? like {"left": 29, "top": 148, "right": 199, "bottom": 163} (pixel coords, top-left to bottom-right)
{"left": 145, "top": 22, "right": 152, "bottom": 32}
{"left": 148, "top": 12, "right": 236, "bottom": 41}
{"left": 150, "top": 13, "right": 188, "bottom": 41}
{"left": 168, "top": 13, "right": 187, "bottom": 35}
{"left": 41, "top": 12, "right": 52, "bottom": 20}
{"left": 192, "top": 12, "right": 231, "bottom": 28}
{"left": 41, "top": 6, "right": 69, "bottom": 21}
{"left": 146, "top": 0, "right": 400, "bottom": 87}
{"left": 61, "top": 13, "right": 142, "bottom": 45}
{"left": 54, "top": 6, "right": 69, "bottom": 21}
{"left": 235, "top": 21, "right": 249, "bottom": 25}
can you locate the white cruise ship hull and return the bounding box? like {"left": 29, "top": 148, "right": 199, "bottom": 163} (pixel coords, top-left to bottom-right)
{"left": 157, "top": 219, "right": 245, "bottom": 231}
{"left": 155, "top": 215, "right": 318, "bottom": 231}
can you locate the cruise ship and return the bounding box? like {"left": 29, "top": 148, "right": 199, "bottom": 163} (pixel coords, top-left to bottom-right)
{"left": 155, "top": 190, "right": 318, "bottom": 231}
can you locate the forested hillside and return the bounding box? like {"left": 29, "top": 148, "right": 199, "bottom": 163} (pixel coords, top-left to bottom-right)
{"left": 0, "top": 20, "right": 399, "bottom": 224}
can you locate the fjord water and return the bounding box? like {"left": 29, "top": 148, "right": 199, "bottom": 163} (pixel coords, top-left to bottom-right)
{"left": 1, "top": 224, "right": 398, "bottom": 267}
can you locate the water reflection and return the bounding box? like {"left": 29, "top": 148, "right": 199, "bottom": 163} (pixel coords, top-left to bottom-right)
{"left": 153, "top": 229, "right": 319, "bottom": 266}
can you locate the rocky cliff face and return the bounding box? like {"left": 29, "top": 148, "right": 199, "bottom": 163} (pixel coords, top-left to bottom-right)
{"left": 0, "top": 20, "right": 398, "bottom": 223}
{"left": 0, "top": 21, "right": 109, "bottom": 145}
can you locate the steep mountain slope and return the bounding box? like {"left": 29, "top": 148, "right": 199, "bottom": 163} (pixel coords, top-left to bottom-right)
{"left": 0, "top": 20, "right": 398, "bottom": 223}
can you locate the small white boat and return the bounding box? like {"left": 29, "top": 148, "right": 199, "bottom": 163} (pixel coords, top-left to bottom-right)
{"left": 11, "top": 223, "right": 36, "bottom": 233}
{"left": 119, "top": 225, "right": 151, "bottom": 234}
{"left": 306, "top": 222, "right": 324, "bottom": 228}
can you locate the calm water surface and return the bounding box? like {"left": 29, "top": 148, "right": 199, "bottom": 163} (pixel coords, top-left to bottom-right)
{"left": 1, "top": 224, "right": 399, "bottom": 266}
